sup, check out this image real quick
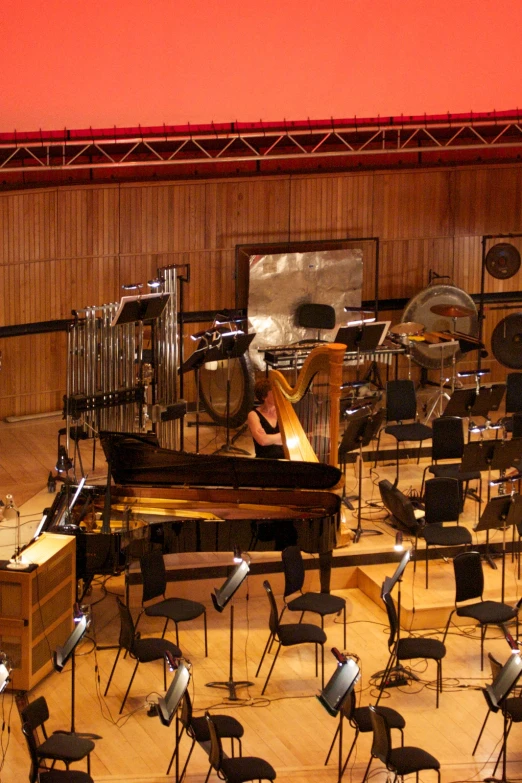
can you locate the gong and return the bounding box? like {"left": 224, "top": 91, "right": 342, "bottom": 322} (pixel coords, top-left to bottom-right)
{"left": 401, "top": 284, "right": 479, "bottom": 369}
{"left": 199, "top": 353, "right": 255, "bottom": 428}
{"left": 485, "top": 243, "right": 521, "bottom": 280}
{"left": 491, "top": 313, "right": 522, "bottom": 369}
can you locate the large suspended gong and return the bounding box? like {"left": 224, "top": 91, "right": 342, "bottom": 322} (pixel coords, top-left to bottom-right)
{"left": 401, "top": 284, "right": 479, "bottom": 370}
{"left": 491, "top": 313, "right": 522, "bottom": 369}
{"left": 485, "top": 243, "right": 521, "bottom": 280}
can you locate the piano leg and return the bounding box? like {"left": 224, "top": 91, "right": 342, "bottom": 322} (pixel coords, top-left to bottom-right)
{"left": 319, "top": 550, "right": 333, "bottom": 593}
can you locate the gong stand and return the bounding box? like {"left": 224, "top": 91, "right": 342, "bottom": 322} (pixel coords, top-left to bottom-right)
{"left": 479, "top": 235, "right": 522, "bottom": 371}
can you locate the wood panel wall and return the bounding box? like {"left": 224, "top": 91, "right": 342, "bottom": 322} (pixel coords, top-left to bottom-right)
{"left": 1, "top": 162, "right": 522, "bottom": 417}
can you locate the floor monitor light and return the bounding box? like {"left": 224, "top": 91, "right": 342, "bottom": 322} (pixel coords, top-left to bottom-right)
{"left": 206, "top": 553, "right": 253, "bottom": 700}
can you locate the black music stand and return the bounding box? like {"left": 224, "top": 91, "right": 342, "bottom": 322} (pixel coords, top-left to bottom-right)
{"left": 206, "top": 557, "right": 253, "bottom": 700}
{"left": 338, "top": 408, "right": 383, "bottom": 543}
{"left": 483, "top": 652, "right": 522, "bottom": 783}
{"left": 475, "top": 496, "right": 515, "bottom": 601}
{"left": 157, "top": 658, "right": 191, "bottom": 783}
{"left": 53, "top": 612, "right": 99, "bottom": 738}
{"left": 317, "top": 652, "right": 360, "bottom": 783}
{"left": 110, "top": 293, "right": 170, "bottom": 326}
{"left": 180, "top": 344, "right": 210, "bottom": 454}
{"left": 335, "top": 322, "right": 389, "bottom": 384}
{"left": 212, "top": 331, "right": 256, "bottom": 456}
{"left": 375, "top": 548, "right": 419, "bottom": 697}
{"left": 445, "top": 385, "right": 506, "bottom": 429}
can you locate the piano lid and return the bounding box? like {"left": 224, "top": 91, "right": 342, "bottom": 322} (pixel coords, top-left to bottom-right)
{"left": 100, "top": 432, "right": 342, "bottom": 490}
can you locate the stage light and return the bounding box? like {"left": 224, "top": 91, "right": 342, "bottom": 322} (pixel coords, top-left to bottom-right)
{"left": 394, "top": 531, "right": 404, "bottom": 552}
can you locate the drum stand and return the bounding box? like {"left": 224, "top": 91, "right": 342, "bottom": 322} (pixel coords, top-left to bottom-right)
{"left": 424, "top": 340, "right": 459, "bottom": 423}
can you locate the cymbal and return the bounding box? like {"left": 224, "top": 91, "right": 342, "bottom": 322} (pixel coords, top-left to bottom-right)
{"left": 430, "top": 303, "right": 475, "bottom": 318}
{"left": 389, "top": 321, "right": 424, "bottom": 336}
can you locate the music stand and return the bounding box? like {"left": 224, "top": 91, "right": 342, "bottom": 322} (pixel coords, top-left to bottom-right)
{"left": 157, "top": 658, "right": 191, "bottom": 783}
{"left": 206, "top": 557, "right": 253, "bottom": 700}
{"left": 338, "top": 407, "right": 384, "bottom": 543}
{"left": 110, "top": 293, "right": 170, "bottom": 327}
{"left": 335, "top": 322, "right": 389, "bottom": 383}
{"left": 444, "top": 384, "right": 506, "bottom": 434}
{"left": 180, "top": 344, "right": 210, "bottom": 453}
{"left": 317, "top": 651, "right": 360, "bottom": 783}
{"left": 483, "top": 652, "right": 522, "bottom": 783}
{"left": 375, "top": 548, "right": 419, "bottom": 698}
{"left": 53, "top": 613, "right": 98, "bottom": 737}
{"left": 211, "top": 331, "right": 256, "bottom": 456}
{"left": 475, "top": 496, "right": 515, "bottom": 600}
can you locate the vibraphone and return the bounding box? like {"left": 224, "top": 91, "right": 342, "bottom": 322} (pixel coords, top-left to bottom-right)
{"left": 260, "top": 341, "right": 406, "bottom": 372}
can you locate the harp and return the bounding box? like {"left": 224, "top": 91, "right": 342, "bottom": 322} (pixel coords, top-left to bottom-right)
{"left": 269, "top": 343, "right": 346, "bottom": 466}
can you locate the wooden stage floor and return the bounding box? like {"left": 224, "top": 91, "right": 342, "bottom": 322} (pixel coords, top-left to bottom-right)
{"left": 0, "top": 413, "right": 521, "bottom": 782}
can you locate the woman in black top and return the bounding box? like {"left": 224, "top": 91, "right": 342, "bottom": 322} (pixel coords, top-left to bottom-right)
{"left": 247, "top": 378, "right": 285, "bottom": 459}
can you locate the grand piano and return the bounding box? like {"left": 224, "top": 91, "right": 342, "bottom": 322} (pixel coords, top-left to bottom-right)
{"left": 46, "top": 432, "right": 343, "bottom": 593}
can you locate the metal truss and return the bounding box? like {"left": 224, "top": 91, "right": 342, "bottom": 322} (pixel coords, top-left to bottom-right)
{"left": 1, "top": 111, "right": 522, "bottom": 179}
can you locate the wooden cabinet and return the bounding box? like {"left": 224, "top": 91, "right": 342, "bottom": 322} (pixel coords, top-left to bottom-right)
{"left": 0, "top": 533, "right": 75, "bottom": 691}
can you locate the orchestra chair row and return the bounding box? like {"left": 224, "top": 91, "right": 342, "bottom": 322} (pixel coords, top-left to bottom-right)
{"left": 374, "top": 380, "right": 432, "bottom": 483}
{"left": 19, "top": 695, "right": 95, "bottom": 780}
{"left": 420, "top": 416, "right": 482, "bottom": 507}
{"left": 256, "top": 580, "right": 326, "bottom": 694}
{"left": 168, "top": 689, "right": 244, "bottom": 781}
{"left": 104, "top": 597, "right": 182, "bottom": 713}
{"left": 443, "top": 551, "right": 519, "bottom": 670}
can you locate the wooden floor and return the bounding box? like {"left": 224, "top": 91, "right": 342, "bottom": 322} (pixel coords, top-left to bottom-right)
{"left": 1, "top": 412, "right": 521, "bottom": 783}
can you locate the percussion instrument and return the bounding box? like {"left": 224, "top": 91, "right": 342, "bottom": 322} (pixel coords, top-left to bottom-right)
{"left": 401, "top": 284, "right": 479, "bottom": 369}
{"left": 430, "top": 304, "right": 475, "bottom": 318}
{"left": 389, "top": 322, "right": 425, "bottom": 337}
{"left": 485, "top": 243, "right": 521, "bottom": 280}
{"left": 491, "top": 313, "right": 522, "bottom": 369}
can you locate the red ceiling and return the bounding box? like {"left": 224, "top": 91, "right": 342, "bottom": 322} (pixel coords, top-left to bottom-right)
{"left": 3, "top": 0, "right": 522, "bottom": 134}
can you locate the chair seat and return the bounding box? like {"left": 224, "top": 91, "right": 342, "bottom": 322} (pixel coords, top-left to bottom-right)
{"left": 504, "top": 697, "right": 522, "bottom": 722}
{"left": 40, "top": 772, "right": 93, "bottom": 783}
{"left": 397, "top": 637, "right": 446, "bottom": 661}
{"left": 134, "top": 637, "right": 181, "bottom": 663}
{"left": 388, "top": 746, "right": 440, "bottom": 775}
{"left": 145, "top": 597, "right": 205, "bottom": 623}
{"left": 191, "top": 714, "right": 244, "bottom": 743}
{"left": 278, "top": 622, "right": 326, "bottom": 647}
{"left": 286, "top": 592, "right": 345, "bottom": 617}
{"left": 36, "top": 733, "right": 95, "bottom": 763}
{"left": 456, "top": 600, "right": 517, "bottom": 626}
{"left": 386, "top": 423, "right": 432, "bottom": 443}
{"left": 352, "top": 705, "right": 405, "bottom": 733}
{"left": 423, "top": 524, "right": 472, "bottom": 547}
{"left": 220, "top": 755, "right": 276, "bottom": 783}
{"left": 428, "top": 463, "right": 480, "bottom": 482}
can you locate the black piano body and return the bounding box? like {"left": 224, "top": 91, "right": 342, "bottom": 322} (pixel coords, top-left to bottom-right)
{"left": 47, "top": 434, "right": 343, "bottom": 592}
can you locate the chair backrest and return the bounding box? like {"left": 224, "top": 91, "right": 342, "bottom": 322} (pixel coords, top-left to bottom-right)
{"left": 180, "top": 690, "right": 192, "bottom": 731}
{"left": 116, "top": 597, "right": 137, "bottom": 653}
{"left": 453, "top": 551, "right": 484, "bottom": 603}
{"left": 488, "top": 652, "right": 503, "bottom": 682}
{"left": 378, "top": 479, "right": 422, "bottom": 532}
{"left": 385, "top": 380, "right": 418, "bottom": 423}
{"left": 432, "top": 416, "right": 464, "bottom": 461}
{"left": 506, "top": 373, "right": 522, "bottom": 414}
{"left": 296, "top": 303, "right": 335, "bottom": 330}
{"left": 21, "top": 696, "right": 49, "bottom": 736}
{"left": 340, "top": 688, "right": 356, "bottom": 721}
{"left": 282, "top": 546, "right": 305, "bottom": 598}
{"left": 22, "top": 722, "right": 40, "bottom": 783}
{"left": 424, "top": 477, "right": 460, "bottom": 525}
{"left": 205, "top": 711, "right": 224, "bottom": 772}
{"left": 513, "top": 412, "right": 522, "bottom": 439}
{"left": 263, "top": 580, "right": 280, "bottom": 637}
{"left": 140, "top": 550, "right": 167, "bottom": 603}
{"left": 381, "top": 590, "right": 399, "bottom": 650}
{"left": 369, "top": 706, "right": 392, "bottom": 765}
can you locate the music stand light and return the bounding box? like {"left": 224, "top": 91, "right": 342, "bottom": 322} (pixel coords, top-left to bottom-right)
{"left": 0, "top": 657, "right": 11, "bottom": 693}
{"left": 483, "top": 653, "right": 522, "bottom": 783}
{"left": 206, "top": 555, "right": 253, "bottom": 700}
